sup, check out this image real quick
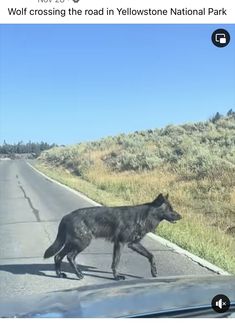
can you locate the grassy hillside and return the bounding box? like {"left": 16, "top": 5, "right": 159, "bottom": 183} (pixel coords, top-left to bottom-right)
{"left": 36, "top": 111, "right": 235, "bottom": 273}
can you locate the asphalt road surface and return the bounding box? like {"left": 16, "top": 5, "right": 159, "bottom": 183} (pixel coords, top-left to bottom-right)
{"left": 0, "top": 160, "right": 214, "bottom": 299}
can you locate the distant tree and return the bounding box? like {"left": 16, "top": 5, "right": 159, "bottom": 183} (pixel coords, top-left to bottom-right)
{"left": 210, "top": 112, "right": 222, "bottom": 123}
{"left": 227, "top": 109, "right": 235, "bottom": 117}
{"left": 0, "top": 141, "right": 56, "bottom": 155}
{"left": 16, "top": 141, "right": 23, "bottom": 154}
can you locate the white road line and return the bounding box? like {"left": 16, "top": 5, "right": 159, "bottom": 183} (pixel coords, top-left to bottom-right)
{"left": 27, "top": 161, "right": 231, "bottom": 276}
{"left": 27, "top": 162, "right": 101, "bottom": 206}
{"left": 147, "top": 233, "right": 230, "bottom": 276}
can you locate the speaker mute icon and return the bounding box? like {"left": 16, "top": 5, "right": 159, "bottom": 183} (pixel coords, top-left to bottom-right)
{"left": 212, "top": 294, "right": 230, "bottom": 313}
{"left": 215, "top": 298, "right": 224, "bottom": 309}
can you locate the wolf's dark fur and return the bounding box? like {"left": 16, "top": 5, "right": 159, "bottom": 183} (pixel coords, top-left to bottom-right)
{"left": 44, "top": 193, "right": 181, "bottom": 280}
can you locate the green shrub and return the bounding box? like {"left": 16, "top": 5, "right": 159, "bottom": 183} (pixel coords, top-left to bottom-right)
{"left": 178, "top": 148, "right": 235, "bottom": 180}
{"left": 104, "top": 151, "right": 162, "bottom": 172}
{"left": 40, "top": 113, "right": 235, "bottom": 179}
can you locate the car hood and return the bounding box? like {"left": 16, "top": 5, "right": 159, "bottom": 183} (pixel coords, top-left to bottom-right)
{"left": 0, "top": 275, "right": 235, "bottom": 318}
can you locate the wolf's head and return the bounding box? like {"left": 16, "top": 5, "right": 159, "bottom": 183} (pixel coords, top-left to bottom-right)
{"left": 151, "top": 193, "right": 182, "bottom": 224}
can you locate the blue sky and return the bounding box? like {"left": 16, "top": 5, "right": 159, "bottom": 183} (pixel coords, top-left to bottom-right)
{"left": 0, "top": 24, "right": 235, "bottom": 145}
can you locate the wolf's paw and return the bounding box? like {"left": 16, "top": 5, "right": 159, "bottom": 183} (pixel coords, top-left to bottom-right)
{"left": 114, "top": 274, "right": 126, "bottom": 280}
{"left": 76, "top": 273, "right": 84, "bottom": 280}
{"left": 151, "top": 264, "right": 157, "bottom": 277}
{"left": 58, "top": 272, "right": 67, "bottom": 278}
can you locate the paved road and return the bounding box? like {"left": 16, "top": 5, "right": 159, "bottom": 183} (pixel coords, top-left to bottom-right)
{"left": 0, "top": 160, "right": 214, "bottom": 299}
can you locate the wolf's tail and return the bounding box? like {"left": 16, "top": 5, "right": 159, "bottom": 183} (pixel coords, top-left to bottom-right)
{"left": 44, "top": 220, "right": 66, "bottom": 258}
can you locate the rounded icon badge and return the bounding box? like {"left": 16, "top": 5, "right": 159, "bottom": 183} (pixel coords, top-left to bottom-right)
{"left": 211, "top": 294, "right": 230, "bottom": 313}
{"left": 211, "top": 29, "right": 230, "bottom": 48}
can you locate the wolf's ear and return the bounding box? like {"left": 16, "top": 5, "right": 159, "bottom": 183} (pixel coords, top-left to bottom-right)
{"left": 166, "top": 193, "right": 169, "bottom": 199}
{"left": 157, "top": 193, "right": 164, "bottom": 201}
{"left": 152, "top": 193, "right": 164, "bottom": 205}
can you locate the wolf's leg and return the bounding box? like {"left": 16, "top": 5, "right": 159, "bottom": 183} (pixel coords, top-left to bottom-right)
{"left": 67, "top": 236, "right": 92, "bottom": 279}
{"left": 111, "top": 241, "right": 125, "bottom": 280}
{"left": 67, "top": 249, "right": 84, "bottom": 279}
{"left": 128, "top": 242, "right": 157, "bottom": 277}
{"left": 54, "top": 244, "right": 72, "bottom": 278}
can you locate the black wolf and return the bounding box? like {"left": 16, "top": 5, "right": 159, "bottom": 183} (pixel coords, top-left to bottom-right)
{"left": 44, "top": 193, "right": 181, "bottom": 280}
